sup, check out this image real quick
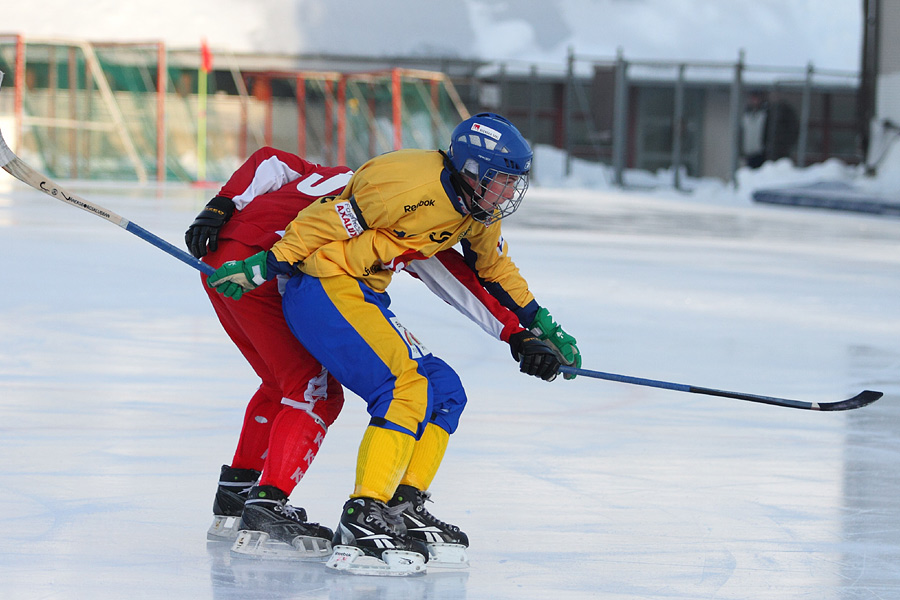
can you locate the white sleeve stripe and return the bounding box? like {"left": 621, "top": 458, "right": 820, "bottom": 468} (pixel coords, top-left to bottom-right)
{"left": 231, "top": 156, "right": 301, "bottom": 210}
{"left": 407, "top": 257, "right": 506, "bottom": 341}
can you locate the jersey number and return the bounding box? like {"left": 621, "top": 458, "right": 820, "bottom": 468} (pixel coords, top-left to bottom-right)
{"left": 295, "top": 171, "right": 353, "bottom": 197}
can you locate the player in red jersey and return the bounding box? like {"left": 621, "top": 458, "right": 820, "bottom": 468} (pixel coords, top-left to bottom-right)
{"left": 187, "top": 146, "right": 572, "bottom": 561}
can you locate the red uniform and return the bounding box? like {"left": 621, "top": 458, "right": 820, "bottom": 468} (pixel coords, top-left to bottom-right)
{"left": 205, "top": 147, "right": 523, "bottom": 495}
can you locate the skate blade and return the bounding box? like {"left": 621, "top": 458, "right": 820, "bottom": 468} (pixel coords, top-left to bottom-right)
{"left": 230, "top": 529, "right": 331, "bottom": 561}
{"left": 426, "top": 543, "right": 469, "bottom": 569}
{"left": 207, "top": 515, "right": 241, "bottom": 541}
{"left": 325, "top": 545, "right": 426, "bottom": 576}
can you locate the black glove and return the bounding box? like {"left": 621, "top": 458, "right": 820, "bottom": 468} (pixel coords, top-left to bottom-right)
{"left": 185, "top": 195, "right": 235, "bottom": 258}
{"left": 508, "top": 330, "right": 561, "bottom": 382}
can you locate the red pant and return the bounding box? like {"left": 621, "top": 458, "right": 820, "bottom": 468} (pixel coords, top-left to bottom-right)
{"left": 204, "top": 240, "right": 344, "bottom": 491}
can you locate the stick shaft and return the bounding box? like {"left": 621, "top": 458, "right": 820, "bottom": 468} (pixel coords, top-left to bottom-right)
{"left": 558, "top": 366, "right": 882, "bottom": 411}
{"left": 0, "top": 129, "right": 214, "bottom": 276}
{"left": 125, "top": 221, "right": 215, "bottom": 275}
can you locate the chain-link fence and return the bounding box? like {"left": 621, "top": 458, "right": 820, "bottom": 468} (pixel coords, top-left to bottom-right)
{"left": 473, "top": 48, "right": 861, "bottom": 188}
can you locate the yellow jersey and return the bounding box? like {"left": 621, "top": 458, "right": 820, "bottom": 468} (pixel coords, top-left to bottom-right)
{"left": 270, "top": 149, "right": 536, "bottom": 318}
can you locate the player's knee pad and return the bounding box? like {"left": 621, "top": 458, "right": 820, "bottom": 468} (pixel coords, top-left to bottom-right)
{"left": 315, "top": 372, "right": 345, "bottom": 427}
{"left": 280, "top": 397, "right": 329, "bottom": 431}
{"left": 421, "top": 357, "right": 467, "bottom": 434}
{"left": 281, "top": 368, "right": 345, "bottom": 429}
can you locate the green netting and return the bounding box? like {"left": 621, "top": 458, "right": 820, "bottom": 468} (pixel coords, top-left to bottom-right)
{"left": 399, "top": 78, "right": 458, "bottom": 151}
{"left": 344, "top": 79, "right": 392, "bottom": 166}
{"left": 0, "top": 39, "right": 469, "bottom": 181}
{"left": 0, "top": 41, "right": 160, "bottom": 180}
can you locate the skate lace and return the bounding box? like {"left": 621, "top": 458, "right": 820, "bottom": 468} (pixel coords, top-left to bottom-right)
{"left": 365, "top": 501, "right": 407, "bottom": 537}
{"left": 276, "top": 502, "right": 305, "bottom": 523}
{"left": 383, "top": 503, "right": 408, "bottom": 535}
{"left": 415, "top": 490, "right": 458, "bottom": 531}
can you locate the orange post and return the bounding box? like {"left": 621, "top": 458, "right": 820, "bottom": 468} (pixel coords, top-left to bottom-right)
{"left": 391, "top": 68, "right": 402, "bottom": 150}
{"left": 325, "top": 79, "right": 334, "bottom": 163}
{"left": 13, "top": 35, "right": 24, "bottom": 153}
{"left": 296, "top": 75, "right": 306, "bottom": 156}
{"left": 263, "top": 77, "right": 274, "bottom": 147}
{"left": 239, "top": 90, "right": 248, "bottom": 159}
{"left": 337, "top": 75, "right": 347, "bottom": 165}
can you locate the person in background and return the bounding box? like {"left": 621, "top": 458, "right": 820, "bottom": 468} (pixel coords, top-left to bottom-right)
{"left": 741, "top": 91, "right": 769, "bottom": 169}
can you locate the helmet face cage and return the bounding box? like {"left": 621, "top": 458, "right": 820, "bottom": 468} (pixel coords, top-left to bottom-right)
{"left": 465, "top": 165, "right": 529, "bottom": 226}
{"left": 449, "top": 113, "right": 532, "bottom": 226}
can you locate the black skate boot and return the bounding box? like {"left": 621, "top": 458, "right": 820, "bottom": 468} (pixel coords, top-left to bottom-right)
{"left": 231, "top": 485, "right": 333, "bottom": 560}
{"left": 207, "top": 465, "right": 260, "bottom": 541}
{"left": 326, "top": 497, "right": 429, "bottom": 576}
{"left": 388, "top": 484, "right": 469, "bottom": 568}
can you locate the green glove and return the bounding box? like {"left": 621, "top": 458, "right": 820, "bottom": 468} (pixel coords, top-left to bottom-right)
{"left": 207, "top": 251, "right": 269, "bottom": 300}
{"left": 529, "top": 307, "right": 581, "bottom": 379}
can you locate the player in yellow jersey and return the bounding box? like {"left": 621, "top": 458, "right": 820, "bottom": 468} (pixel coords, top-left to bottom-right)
{"left": 207, "top": 113, "right": 580, "bottom": 575}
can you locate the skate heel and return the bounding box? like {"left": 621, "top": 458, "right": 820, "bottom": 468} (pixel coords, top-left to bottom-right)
{"left": 388, "top": 484, "right": 469, "bottom": 568}
{"left": 208, "top": 465, "right": 261, "bottom": 541}
{"left": 426, "top": 543, "right": 469, "bottom": 568}
{"left": 207, "top": 515, "right": 242, "bottom": 541}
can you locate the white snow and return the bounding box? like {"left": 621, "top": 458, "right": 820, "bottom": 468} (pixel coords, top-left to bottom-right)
{"left": 2, "top": 0, "right": 862, "bottom": 70}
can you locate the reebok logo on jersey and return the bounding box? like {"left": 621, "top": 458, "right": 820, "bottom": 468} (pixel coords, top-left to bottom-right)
{"left": 335, "top": 201, "right": 364, "bottom": 237}
{"left": 404, "top": 199, "right": 435, "bottom": 213}
{"left": 472, "top": 122, "right": 502, "bottom": 140}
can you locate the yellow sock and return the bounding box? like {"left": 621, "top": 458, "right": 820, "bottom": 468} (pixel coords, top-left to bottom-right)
{"left": 352, "top": 425, "right": 415, "bottom": 502}
{"left": 399, "top": 423, "right": 449, "bottom": 491}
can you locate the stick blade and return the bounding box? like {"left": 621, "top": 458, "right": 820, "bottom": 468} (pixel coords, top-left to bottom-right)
{"left": 820, "top": 390, "right": 884, "bottom": 411}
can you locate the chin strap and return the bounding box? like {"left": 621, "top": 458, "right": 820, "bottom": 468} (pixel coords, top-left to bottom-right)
{"left": 439, "top": 150, "right": 476, "bottom": 211}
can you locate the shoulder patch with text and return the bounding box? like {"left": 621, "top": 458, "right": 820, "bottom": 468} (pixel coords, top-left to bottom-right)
{"left": 335, "top": 201, "right": 364, "bottom": 237}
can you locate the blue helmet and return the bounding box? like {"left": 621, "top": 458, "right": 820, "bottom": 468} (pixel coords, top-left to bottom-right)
{"left": 447, "top": 113, "right": 532, "bottom": 225}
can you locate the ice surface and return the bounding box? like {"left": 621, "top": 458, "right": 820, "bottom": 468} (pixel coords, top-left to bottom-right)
{"left": 1, "top": 181, "right": 899, "bottom": 599}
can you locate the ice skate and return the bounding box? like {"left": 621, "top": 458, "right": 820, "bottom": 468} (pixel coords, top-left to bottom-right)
{"left": 326, "top": 497, "right": 429, "bottom": 576}
{"left": 230, "top": 485, "right": 332, "bottom": 560}
{"left": 388, "top": 484, "right": 469, "bottom": 568}
{"left": 207, "top": 465, "right": 261, "bottom": 541}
